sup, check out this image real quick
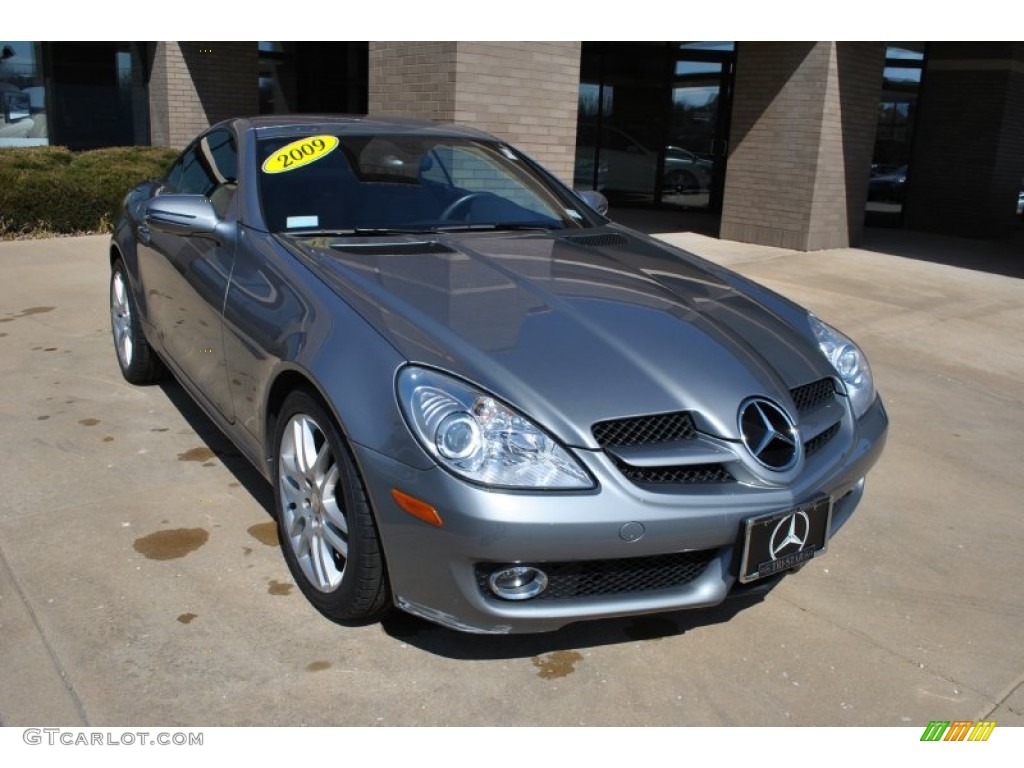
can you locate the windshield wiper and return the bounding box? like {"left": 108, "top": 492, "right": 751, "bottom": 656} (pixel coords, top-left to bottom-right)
{"left": 283, "top": 227, "right": 436, "bottom": 237}
{"left": 430, "top": 222, "right": 562, "bottom": 233}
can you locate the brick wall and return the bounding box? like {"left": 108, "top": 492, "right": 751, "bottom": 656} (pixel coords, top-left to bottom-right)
{"left": 905, "top": 42, "right": 1024, "bottom": 238}
{"left": 368, "top": 42, "right": 457, "bottom": 121}
{"left": 368, "top": 42, "right": 581, "bottom": 184}
{"left": 452, "top": 42, "right": 581, "bottom": 183}
{"left": 721, "top": 42, "right": 884, "bottom": 251}
{"left": 149, "top": 42, "right": 258, "bottom": 149}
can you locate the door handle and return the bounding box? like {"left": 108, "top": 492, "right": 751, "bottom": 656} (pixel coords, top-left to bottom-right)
{"left": 138, "top": 225, "right": 151, "bottom": 245}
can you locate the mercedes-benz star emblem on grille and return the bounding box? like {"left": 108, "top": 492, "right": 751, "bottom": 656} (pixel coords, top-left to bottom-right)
{"left": 769, "top": 511, "right": 810, "bottom": 560}
{"left": 739, "top": 398, "right": 800, "bottom": 470}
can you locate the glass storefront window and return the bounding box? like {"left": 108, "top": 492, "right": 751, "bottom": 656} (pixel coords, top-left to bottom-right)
{"left": 0, "top": 42, "right": 48, "bottom": 147}
{"left": 867, "top": 43, "right": 924, "bottom": 224}
{"left": 678, "top": 42, "right": 735, "bottom": 53}
{"left": 574, "top": 42, "right": 734, "bottom": 213}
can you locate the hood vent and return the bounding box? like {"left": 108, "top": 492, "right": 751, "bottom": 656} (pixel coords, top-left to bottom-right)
{"left": 563, "top": 232, "right": 630, "bottom": 248}
{"left": 331, "top": 241, "right": 456, "bottom": 256}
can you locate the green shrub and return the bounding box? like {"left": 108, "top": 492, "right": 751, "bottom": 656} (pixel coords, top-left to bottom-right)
{"left": 0, "top": 145, "right": 178, "bottom": 238}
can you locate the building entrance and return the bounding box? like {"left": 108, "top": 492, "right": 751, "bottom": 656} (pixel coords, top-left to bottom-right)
{"left": 573, "top": 42, "right": 734, "bottom": 214}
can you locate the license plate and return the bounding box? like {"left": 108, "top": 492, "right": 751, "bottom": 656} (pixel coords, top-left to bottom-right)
{"left": 738, "top": 497, "right": 832, "bottom": 583}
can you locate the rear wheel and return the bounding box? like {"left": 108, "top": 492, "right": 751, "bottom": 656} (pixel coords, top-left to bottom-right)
{"left": 273, "top": 390, "right": 390, "bottom": 622}
{"left": 110, "top": 258, "right": 162, "bottom": 384}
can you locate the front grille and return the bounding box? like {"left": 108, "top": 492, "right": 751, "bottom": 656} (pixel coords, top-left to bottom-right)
{"left": 330, "top": 241, "right": 455, "bottom": 256}
{"left": 790, "top": 378, "right": 836, "bottom": 414}
{"left": 612, "top": 457, "right": 734, "bottom": 485}
{"left": 804, "top": 422, "right": 840, "bottom": 458}
{"left": 476, "top": 551, "right": 716, "bottom": 601}
{"left": 593, "top": 411, "right": 697, "bottom": 448}
{"left": 563, "top": 232, "right": 630, "bottom": 248}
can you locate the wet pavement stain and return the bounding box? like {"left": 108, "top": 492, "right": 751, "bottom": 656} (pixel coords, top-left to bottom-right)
{"left": 623, "top": 616, "right": 681, "bottom": 641}
{"left": 78, "top": 418, "right": 100, "bottom": 427}
{"left": 36, "top": 415, "right": 49, "bottom": 420}
{"left": 268, "top": 579, "right": 293, "bottom": 596}
{"left": 228, "top": 482, "right": 240, "bottom": 488}
{"left": 151, "top": 428, "right": 169, "bottom": 432}
{"left": 178, "top": 446, "right": 215, "bottom": 462}
{"left": 103, "top": 436, "right": 115, "bottom": 442}
{"left": 202, "top": 461, "right": 215, "bottom": 467}
{"left": 133, "top": 528, "right": 209, "bottom": 560}
{"left": 242, "top": 546, "right": 252, "bottom": 556}
{"left": 177, "top": 613, "right": 197, "bottom": 624}
{"left": 1, "top": 306, "right": 55, "bottom": 322}
{"left": 306, "top": 660, "right": 331, "bottom": 672}
{"left": 247, "top": 522, "right": 279, "bottom": 547}
{"left": 44, "top": 347, "right": 57, "bottom": 352}
{"left": 531, "top": 650, "right": 584, "bottom": 679}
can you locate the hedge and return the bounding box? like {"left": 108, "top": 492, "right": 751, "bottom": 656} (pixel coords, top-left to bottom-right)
{"left": 0, "top": 145, "right": 179, "bottom": 238}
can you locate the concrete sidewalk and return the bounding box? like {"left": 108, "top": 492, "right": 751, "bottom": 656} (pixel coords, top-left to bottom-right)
{"left": 0, "top": 230, "right": 1021, "bottom": 726}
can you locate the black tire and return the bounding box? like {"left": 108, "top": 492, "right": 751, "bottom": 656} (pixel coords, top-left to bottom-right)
{"left": 110, "top": 258, "right": 163, "bottom": 384}
{"left": 273, "top": 390, "right": 390, "bottom": 623}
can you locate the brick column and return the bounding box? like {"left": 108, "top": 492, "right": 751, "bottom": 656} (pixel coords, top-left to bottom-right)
{"left": 368, "top": 42, "right": 581, "bottom": 184}
{"left": 721, "top": 42, "right": 884, "bottom": 251}
{"left": 149, "top": 42, "right": 258, "bottom": 149}
{"left": 904, "top": 43, "right": 1024, "bottom": 239}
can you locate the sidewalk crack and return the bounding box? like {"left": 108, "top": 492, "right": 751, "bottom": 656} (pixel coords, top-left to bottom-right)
{"left": 0, "top": 539, "right": 90, "bottom": 725}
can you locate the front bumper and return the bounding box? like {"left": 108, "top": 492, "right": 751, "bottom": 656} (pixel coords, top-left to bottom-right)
{"left": 353, "top": 397, "right": 888, "bottom": 634}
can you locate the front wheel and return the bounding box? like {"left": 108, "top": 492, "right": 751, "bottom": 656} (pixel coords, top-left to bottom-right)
{"left": 273, "top": 390, "right": 390, "bottom": 623}
{"left": 110, "top": 258, "right": 163, "bottom": 384}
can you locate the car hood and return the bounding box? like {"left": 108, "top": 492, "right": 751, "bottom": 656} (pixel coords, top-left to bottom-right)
{"left": 282, "top": 227, "right": 836, "bottom": 449}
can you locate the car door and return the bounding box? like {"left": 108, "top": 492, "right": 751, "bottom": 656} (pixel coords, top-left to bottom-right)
{"left": 137, "top": 127, "right": 238, "bottom": 422}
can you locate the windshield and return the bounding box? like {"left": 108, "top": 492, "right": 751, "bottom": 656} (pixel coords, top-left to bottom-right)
{"left": 257, "top": 133, "right": 590, "bottom": 234}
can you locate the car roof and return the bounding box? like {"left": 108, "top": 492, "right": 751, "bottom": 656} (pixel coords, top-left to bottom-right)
{"left": 228, "top": 114, "right": 498, "bottom": 142}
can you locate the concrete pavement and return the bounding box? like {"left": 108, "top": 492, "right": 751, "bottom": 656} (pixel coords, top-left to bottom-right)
{"left": 0, "top": 229, "right": 1022, "bottom": 726}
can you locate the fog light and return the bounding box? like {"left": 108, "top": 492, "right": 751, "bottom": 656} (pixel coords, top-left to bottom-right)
{"left": 488, "top": 565, "right": 548, "bottom": 601}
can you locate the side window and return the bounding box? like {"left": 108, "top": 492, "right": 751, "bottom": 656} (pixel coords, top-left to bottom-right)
{"left": 204, "top": 129, "right": 238, "bottom": 186}
{"left": 164, "top": 151, "right": 187, "bottom": 192}
{"left": 164, "top": 129, "right": 238, "bottom": 216}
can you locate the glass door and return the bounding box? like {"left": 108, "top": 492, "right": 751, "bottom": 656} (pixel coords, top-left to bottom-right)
{"left": 661, "top": 43, "right": 734, "bottom": 212}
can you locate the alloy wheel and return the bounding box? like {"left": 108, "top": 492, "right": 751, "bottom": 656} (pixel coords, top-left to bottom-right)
{"left": 278, "top": 413, "right": 349, "bottom": 593}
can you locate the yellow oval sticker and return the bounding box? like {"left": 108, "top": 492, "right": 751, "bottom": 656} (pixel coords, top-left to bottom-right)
{"left": 262, "top": 135, "right": 339, "bottom": 174}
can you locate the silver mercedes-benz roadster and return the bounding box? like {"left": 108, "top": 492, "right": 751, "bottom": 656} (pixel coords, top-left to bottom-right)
{"left": 109, "top": 115, "right": 887, "bottom": 633}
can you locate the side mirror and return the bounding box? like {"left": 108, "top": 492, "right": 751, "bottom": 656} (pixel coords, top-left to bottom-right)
{"left": 577, "top": 189, "right": 609, "bottom": 217}
{"left": 145, "top": 194, "right": 218, "bottom": 237}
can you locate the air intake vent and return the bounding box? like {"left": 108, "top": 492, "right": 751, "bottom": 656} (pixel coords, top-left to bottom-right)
{"left": 563, "top": 233, "right": 630, "bottom": 248}
{"left": 592, "top": 411, "right": 697, "bottom": 448}
{"left": 804, "top": 422, "right": 840, "bottom": 458}
{"left": 789, "top": 378, "right": 836, "bottom": 414}
{"left": 611, "top": 458, "right": 734, "bottom": 485}
{"left": 476, "top": 551, "right": 716, "bottom": 600}
{"left": 331, "top": 241, "right": 456, "bottom": 256}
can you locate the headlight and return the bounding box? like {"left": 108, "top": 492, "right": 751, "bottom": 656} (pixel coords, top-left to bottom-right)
{"left": 808, "top": 315, "right": 876, "bottom": 419}
{"left": 397, "top": 367, "right": 593, "bottom": 490}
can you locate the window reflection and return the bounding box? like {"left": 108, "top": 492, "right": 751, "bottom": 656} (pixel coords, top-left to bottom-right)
{"left": 867, "top": 43, "right": 924, "bottom": 225}
{"left": 574, "top": 42, "right": 733, "bottom": 213}
{"left": 0, "top": 42, "right": 47, "bottom": 146}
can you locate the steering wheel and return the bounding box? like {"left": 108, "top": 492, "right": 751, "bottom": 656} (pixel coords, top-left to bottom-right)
{"left": 439, "top": 193, "right": 487, "bottom": 221}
